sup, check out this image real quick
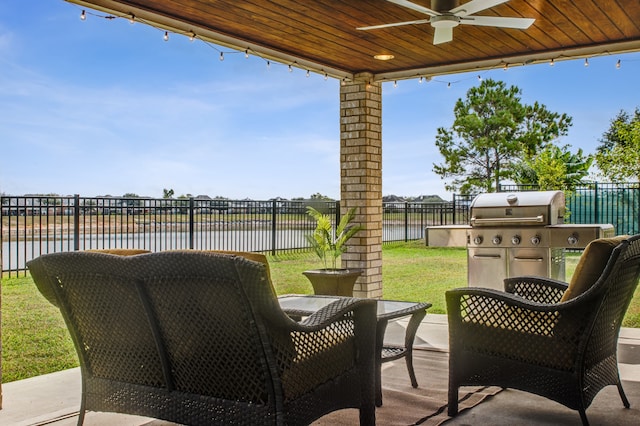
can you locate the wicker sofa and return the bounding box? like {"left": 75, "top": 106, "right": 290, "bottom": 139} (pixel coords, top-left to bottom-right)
{"left": 446, "top": 234, "right": 640, "bottom": 426}
{"left": 28, "top": 250, "right": 377, "bottom": 425}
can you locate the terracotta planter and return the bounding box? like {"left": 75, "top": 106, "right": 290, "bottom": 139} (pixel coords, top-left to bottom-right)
{"left": 302, "top": 269, "right": 362, "bottom": 297}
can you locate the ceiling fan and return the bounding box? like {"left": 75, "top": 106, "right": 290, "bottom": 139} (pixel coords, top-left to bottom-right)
{"left": 357, "top": 0, "right": 535, "bottom": 45}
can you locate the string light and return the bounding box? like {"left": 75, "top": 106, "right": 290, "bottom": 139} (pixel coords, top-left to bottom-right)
{"left": 69, "top": 6, "right": 342, "bottom": 82}
{"left": 69, "top": 7, "right": 635, "bottom": 85}
{"left": 419, "top": 76, "right": 423, "bottom": 83}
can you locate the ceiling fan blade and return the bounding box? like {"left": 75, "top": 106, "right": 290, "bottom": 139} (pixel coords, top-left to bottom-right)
{"left": 357, "top": 19, "right": 431, "bottom": 30}
{"left": 433, "top": 26, "right": 454, "bottom": 44}
{"left": 451, "top": 0, "right": 509, "bottom": 17}
{"left": 460, "top": 16, "right": 535, "bottom": 29}
{"left": 387, "top": 0, "right": 439, "bottom": 17}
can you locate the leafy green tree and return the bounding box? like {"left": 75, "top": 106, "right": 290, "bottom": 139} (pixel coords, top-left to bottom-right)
{"left": 123, "top": 193, "right": 142, "bottom": 207}
{"left": 433, "top": 79, "right": 572, "bottom": 194}
{"left": 310, "top": 193, "right": 334, "bottom": 200}
{"left": 39, "top": 193, "right": 62, "bottom": 206}
{"left": 595, "top": 108, "right": 640, "bottom": 182}
{"left": 513, "top": 145, "right": 592, "bottom": 191}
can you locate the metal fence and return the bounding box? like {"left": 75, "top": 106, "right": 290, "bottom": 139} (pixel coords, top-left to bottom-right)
{"left": 382, "top": 197, "right": 471, "bottom": 241}
{"left": 4, "top": 184, "right": 636, "bottom": 276}
{"left": 1, "top": 195, "right": 467, "bottom": 276}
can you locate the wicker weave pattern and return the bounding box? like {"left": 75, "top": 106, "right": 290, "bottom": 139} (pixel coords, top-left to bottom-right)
{"left": 28, "top": 251, "right": 377, "bottom": 425}
{"left": 447, "top": 234, "right": 640, "bottom": 425}
{"left": 504, "top": 276, "right": 567, "bottom": 303}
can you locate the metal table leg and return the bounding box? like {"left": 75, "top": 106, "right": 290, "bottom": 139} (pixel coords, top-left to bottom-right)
{"left": 376, "top": 308, "right": 427, "bottom": 406}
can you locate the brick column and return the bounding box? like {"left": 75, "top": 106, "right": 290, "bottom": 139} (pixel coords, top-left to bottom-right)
{"left": 340, "top": 74, "right": 383, "bottom": 299}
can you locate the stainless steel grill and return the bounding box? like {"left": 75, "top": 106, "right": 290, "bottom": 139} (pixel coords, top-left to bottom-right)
{"left": 467, "top": 191, "right": 614, "bottom": 289}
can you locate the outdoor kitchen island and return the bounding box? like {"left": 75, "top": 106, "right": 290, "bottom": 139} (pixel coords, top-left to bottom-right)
{"left": 427, "top": 191, "right": 615, "bottom": 289}
{"left": 466, "top": 191, "right": 614, "bottom": 289}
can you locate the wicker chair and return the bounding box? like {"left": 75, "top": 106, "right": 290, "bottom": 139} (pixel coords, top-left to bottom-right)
{"left": 28, "top": 250, "right": 377, "bottom": 425}
{"left": 446, "top": 234, "right": 640, "bottom": 426}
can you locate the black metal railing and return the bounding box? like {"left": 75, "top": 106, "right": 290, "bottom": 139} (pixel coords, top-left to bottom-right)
{"left": 4, "top": 184, "right": 636, "bottom": 276}
{"left": 1, "top": 196, "right": 465, "bottom": 275}
{"left": 382, "top": 199, "right": 470, "bottom": 242}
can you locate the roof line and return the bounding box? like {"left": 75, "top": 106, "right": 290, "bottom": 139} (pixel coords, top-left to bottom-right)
{"left": 67, "top": 0, "right": 355, "bottom": 81}
{"left": 373, "top": 40, "right": 640, "bottom": 81}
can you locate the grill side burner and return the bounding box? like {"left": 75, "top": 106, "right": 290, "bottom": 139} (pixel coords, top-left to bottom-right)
{"left": 466, "top": 191, "right": 614, "bottom": 289}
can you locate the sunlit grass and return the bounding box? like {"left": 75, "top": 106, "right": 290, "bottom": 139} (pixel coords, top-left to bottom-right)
{"left": 2, "top": 276, "right": 77, "bottom": 382}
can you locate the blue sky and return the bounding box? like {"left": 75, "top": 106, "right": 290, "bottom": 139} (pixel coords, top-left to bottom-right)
{"left": 1, "top": 1, "right": 639, "bottom": 201}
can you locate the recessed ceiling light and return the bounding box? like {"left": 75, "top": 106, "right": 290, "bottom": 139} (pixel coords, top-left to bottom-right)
{"left": 374, "top": 54, "right": 395, "bottom": 61}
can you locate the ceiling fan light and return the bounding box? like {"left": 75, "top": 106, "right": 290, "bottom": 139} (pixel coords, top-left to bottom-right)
{"left": 430, "top": 15, "right": 460, "bottom": 28}
{"left": 374, "top": 54, "right": 395, "bottom": 61}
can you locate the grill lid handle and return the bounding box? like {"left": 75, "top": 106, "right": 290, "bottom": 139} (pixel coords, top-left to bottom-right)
{"left": 470, "top": 215, "right": 545, "bottom": 225}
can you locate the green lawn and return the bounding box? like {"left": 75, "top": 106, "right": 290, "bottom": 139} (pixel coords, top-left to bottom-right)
{"left": 2, "top": 241, "right": 639, "bottom": 383}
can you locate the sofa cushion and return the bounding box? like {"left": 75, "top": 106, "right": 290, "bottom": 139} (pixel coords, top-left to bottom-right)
{"left": 560, "top": 235, "right": 628, "bottom": 302}
{"left": 85, "top": 249, "right": 151, "bottom": 256}
{"left": 211, "top": 250, "right": 272, "bottom": 282}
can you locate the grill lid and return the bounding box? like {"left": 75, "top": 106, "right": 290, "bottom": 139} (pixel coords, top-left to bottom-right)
{"left": 469, "top": 191, "right": 565, "bottom": 227}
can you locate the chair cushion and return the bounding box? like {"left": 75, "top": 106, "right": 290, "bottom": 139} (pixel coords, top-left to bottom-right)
{"left": 85, "top": 249, "right": 151, "bottom": 256}
{"left": 560, "top": 235, "right": 628, "bottom": 302}
{"left": 211, "top": 250, "right": 272, "bottom": 282}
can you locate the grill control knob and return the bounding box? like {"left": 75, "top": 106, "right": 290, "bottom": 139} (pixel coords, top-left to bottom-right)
{"left": 511, "top": 235, "right": 521, "bottom": 245}
{"left": 567, "top": 234, "right": 579, "bottom": 246}
{"left": 473, "top": 236, "right": 483, "bottom": 245}
{"left": 530, "top": 235, "right": 541, "bottom": 245}
{"left": 492, "top": 235, "right": 502, "bottom": 245}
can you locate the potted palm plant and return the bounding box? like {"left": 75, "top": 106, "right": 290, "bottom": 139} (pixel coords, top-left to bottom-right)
{"left": 303, "top": 206, "right": 364, "bottom": 296}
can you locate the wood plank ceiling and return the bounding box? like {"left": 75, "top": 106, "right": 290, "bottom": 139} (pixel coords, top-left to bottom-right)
{"left": 68, "top": 0, "right": 640, "bottom": 81}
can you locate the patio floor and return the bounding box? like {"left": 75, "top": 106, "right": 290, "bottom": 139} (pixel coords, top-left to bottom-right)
{"left": 2, "top": 314, "right": 640, "bottom": 425}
